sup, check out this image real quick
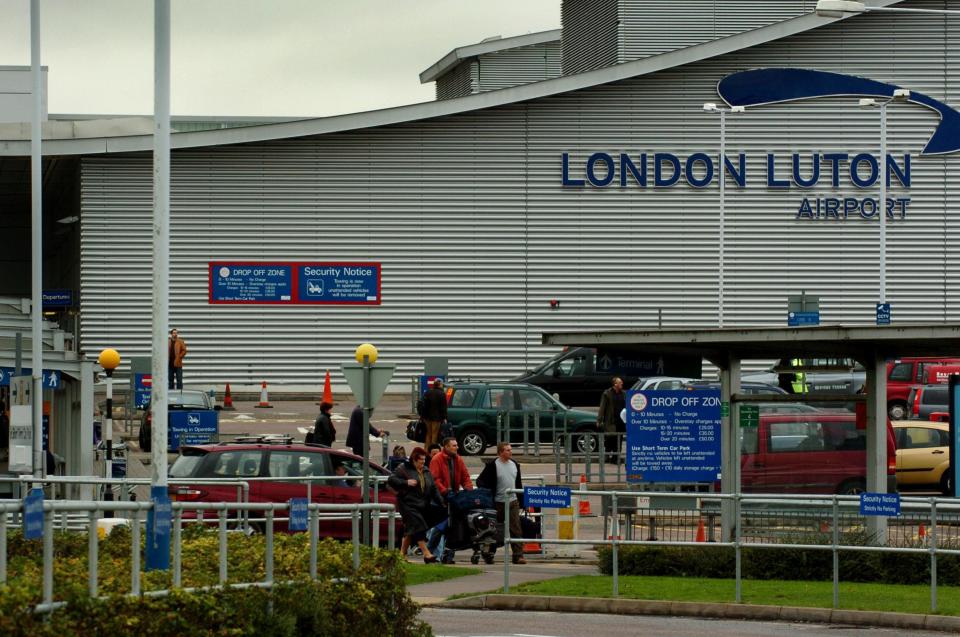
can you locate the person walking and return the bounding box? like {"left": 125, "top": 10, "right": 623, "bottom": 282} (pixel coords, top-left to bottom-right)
{"left": 477, "top": 442, "right": 526, "bottom": 564}
{"left": 388, "top": 447, "right": 444, "bottom": 563}
{"left": 346, "top": 404, "right": 387, "bottom": 457}
{"left": 420, "top": 378, "right": 448, "bottom": 448}
{"left": 429, "top": 437, "right": 473, "bottom": 563}
{"left": 597, "top": 376, "right": 626, "bottom": 463}
{"left": 168, "top": 328, "right": 187, "bottom": 390}
{"left": 312, "top": 401, "right": 336, "bottom": 446}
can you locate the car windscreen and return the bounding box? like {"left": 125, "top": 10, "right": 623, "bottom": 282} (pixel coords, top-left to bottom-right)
{"left": 169, "top": 448, "right": 207, "bottom": 478}
{"left": 169, "top": 392, "right": 209, "bottom": 409}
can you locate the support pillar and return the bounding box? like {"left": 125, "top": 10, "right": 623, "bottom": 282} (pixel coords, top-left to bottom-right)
{"left": 718, "top": 354, "right": 741, "bottom": 542}
{"left": 864, "top": 351, "right": 888, "bottom": 543}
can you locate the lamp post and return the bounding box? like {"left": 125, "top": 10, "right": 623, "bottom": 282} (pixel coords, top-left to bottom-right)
{"left": 97, "top": 349, "right": 120, "bottom": 499}
{"left": 702, "top": 103, "right": 745, "bottom": 328}
{"left": 355, "top": 342, "right": 378, "bottom": 545}
{"left": 859, "top": 89, "right": 909, "bottom": 309}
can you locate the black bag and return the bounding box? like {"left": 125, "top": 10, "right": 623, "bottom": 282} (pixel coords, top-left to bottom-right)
{"left": 406, "top": 419, "right": 426, "bottom": 443}
{"left": 440, "top": 421, "right": 454, "bottom": 441}
{"left": 304, "top": 431, "right": 315, "bottom": 444}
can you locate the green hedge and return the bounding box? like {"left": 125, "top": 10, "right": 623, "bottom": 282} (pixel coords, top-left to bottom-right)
{"left": 597, "top": 531, "right": 960, "bottom": 586}
{"left": 0, "top": 526, "right": 430, "bottom": 637}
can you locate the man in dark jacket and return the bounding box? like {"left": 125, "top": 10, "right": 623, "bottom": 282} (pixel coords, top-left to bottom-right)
{"left": 420, "top": 378, "right": 448, "bottom": 448}
{"left": 477, "top": 442, "right": 526, "bottom": 564}
{"left": 312, "top": 401, "right": 336, "bottom": 446}
{"left": 597, "top": 377, "right": 625, "bottom": 463}
{"left": 346, "top": 405, "right": 386, "bottom": 457}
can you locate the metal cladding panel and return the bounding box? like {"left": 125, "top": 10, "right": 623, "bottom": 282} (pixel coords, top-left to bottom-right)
{"left": 82, "top": 5, "right": 960, "bottom": 386}
{"left": 562, "top": 0, "right": 620, "bottom": 75}
{"left": 436, "top": 60, "right": 477, "bottom": 100}
{"left": 477, "top": 41, "right": 563, "bottom": 92}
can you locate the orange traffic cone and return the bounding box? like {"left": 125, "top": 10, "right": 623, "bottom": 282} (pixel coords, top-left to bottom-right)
{"left": 523, "top": 507, "right": 542, "bottom": 554}
{"left": 222, "top": 383, "right": 235, "bottom": 411}
{"left": 578, "top": 474, "right": 592, "bottom": 516}
{"left": 919, "top": 523, "right": 927, "bottom": 540}
{"left": 820, "top": 521, "right": 830, "bottom": 533}
{"left": 255, "top": 381, "right": 273, "bottom": 408}
{"left": 695, "top": 519, "right": 706, "bottom": 543}
{"left": 323, "top": 370, "right": 333, "bottom": 404}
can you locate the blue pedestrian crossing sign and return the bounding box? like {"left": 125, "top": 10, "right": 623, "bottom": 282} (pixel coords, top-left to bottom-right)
{"left": 43, "top": 370, "right": 61, "bottom": 389}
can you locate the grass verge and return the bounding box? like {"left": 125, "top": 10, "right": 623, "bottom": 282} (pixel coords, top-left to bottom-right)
{"left": 509, "top": 575, "right": 960, "bottom": 616}
{"left": 404, "top": 562, "right": 482, "bottom": 586}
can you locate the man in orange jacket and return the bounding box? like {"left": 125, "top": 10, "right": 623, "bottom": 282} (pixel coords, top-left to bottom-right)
{"left": 168, "top": 328, "right": 188, "bottom": 390}
{"left": 429, "top": 437, "right": 473, "bottom": 563}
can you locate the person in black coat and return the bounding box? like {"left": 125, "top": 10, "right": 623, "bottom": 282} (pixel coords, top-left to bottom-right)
{"left": 346, "top": 405, "right": 386, "bottom": 457}
{"left": 387, "top": 446, "right": 444, "bottom": 563}
{"left": 420, "top": 379, "right": 448, "bottom": 448}
{"left": 312, "top": 401, "right": 336, "bottom": 447}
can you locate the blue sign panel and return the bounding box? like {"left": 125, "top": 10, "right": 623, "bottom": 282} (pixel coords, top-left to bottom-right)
{"left": 134, "top": 373, "right": 153, "bottom": 409}
{"left": 296, "top": 263, "right": 381, "bottom": 304}
{"left": 953, "top": 383, "right": 960, "bottom": 497}
{"left": 43, "top": 370, "right": 60, "bottom": 390}
{"left": 209, "top": 263, "right": 293, "bottom": 303}
{"left": 419, "top": 374, "right": 446, "bottom": 396}
{"left": 168, "top": 411, "right": 219, "bottom": 450}
{"left": 860, "top": 492, "right": 901, "bottom": 517}
{"left": 523, "top": 486, "right": 571, "bottom": 508}
{"left": 146, "top": 486, "right": 171, "bottom": 571}
{"left": 42, "top": 289, "right": 73, "bottom": 308}
{"left": 288, "top": 497, "right": 309, "bottom": 532}
{"left": 788, "top": 311, "right": 820, "bottom": 327}
{"left": 0, "top": 368, "right": 60, "bottom": 387}
{"left": 626, "top": 389, "right": 721, "bottom": 483}
{"left": 876, "top": 303, "right": 891, "bottom": 326}
{"left": 23, "top": 488, "right": 44, "bottom": 540}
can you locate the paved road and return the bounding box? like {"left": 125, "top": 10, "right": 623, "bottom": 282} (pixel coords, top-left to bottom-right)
{"left": 422, "top": 608, "right": 948, "bottom": 637}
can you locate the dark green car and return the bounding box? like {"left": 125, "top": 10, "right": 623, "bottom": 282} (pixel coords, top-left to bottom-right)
{"left": 446, "top": 382, "right": 599, "bottom": 456}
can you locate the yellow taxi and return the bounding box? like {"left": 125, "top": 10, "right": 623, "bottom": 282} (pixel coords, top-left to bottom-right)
{"left": 893, "top": 420, "right": 950, "bottom": 494}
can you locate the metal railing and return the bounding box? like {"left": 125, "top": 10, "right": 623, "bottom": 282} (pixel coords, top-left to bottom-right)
{"left": 0, "top": 498, "right": 397, "bottom": 616}
{"left": 502, "top": 488, "right": 960, "bottom": 611}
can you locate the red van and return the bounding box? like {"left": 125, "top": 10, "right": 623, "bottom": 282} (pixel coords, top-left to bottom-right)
{"left": 921, "top": 365, "right": 960, "bottom": 385}
{"left": 740, "top": 413, "right": 897, "bottom": 494}
{"left": 886, "top": 357, "right": 960, "bottom": 420}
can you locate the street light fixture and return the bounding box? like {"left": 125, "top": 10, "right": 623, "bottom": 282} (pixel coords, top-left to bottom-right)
{"left": 703, "top": 103, "right": 745, "bottom": 328}
{"left": 355, "top": 342, "right": 378, "bottom": 545}
{"left": 816, "top": 0, "right": 960, "bottom": 17}
{"left": 858, "top": 88, "right": 910, "bottom": 308}
{"left": 97, "top": 348, "right": 120, "bottom": 499}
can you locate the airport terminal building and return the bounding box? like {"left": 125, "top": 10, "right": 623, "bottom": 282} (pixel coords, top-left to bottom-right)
{"left": 1, "top": 0, "right": 958, "bottom": 391}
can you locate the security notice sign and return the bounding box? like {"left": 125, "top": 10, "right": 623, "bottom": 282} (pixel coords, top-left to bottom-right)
{"left": 168, "top": 411, "right": 219, "bottom": 450}
{"left": 209, "top": 262, "right": 381, "bottom": 305}
{"left": 626, "top": 389, "right": 721, "bottom": 483}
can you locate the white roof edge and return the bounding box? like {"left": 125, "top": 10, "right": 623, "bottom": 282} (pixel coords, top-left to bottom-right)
{"left": 0, "top": 3, "right": 903, "bottom": 158}
{"left": 419, "top": 29, "right": 563, "bottom": 84}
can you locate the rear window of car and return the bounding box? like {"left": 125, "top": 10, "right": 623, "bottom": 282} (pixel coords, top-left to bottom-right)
{"left": 767, "top": 420, "right": 863, "bottom": 453}
{"left": 169, "top": 392, "right": 209, "bottom": 409}
{"left": 169, "top": 449, "right": 208, "bottom": 478}
{"left": 203, "top": 450, "right": 263, "bottom": 478}
{"left": 923, "top": 385, "right": 949, "bottom": 403}
{"left": 450, "top": 388, "right": 479, "bottom": 408}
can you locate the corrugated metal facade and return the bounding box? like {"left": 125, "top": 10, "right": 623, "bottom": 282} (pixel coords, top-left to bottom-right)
{"left": 436, "top": 40, "right": 562, "bottom": 100}
{"left": 81, "top": 6, "right": 960, "bottom": 389}
{"left": 563, "top": 0, "right": 812, "bottom": 74}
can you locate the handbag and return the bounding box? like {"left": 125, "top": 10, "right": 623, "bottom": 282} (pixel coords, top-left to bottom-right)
{"left": 406, "top": 419, "right": 426, "bottom": 443}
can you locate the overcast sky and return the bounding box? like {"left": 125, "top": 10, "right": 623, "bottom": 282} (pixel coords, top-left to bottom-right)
{"left": 0, "top": 0, "right": 561, "bottom": 117}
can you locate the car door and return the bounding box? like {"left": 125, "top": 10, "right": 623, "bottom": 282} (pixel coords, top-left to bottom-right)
{"left": 756, "top": 417, "right": 836, "bottom": 493}
{"left": 543, "top": 350, "right": 594, "bottom": 405}
{"left": 328, "top": 452, "right": 392, "bottom": 540}
{"left": 897, "top": 426, "right": 947, "bottom": 486}
{"left": 263, "top": 450, "right": 324, "bottom": 531}
{"left": 517, "top": 387, "right": 562, "bottom": 449}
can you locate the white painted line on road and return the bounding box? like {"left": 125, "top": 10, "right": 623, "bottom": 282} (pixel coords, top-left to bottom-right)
{"left": 234, "top": 414, "right": 254, "bottom": 420}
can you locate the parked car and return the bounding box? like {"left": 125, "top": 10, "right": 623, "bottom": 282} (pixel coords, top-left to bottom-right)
{"left": 683, "top": 380, "right": 788, "bottom": 395}
{"left": 907, "top": 384, "right": 950, "bottom": 421}
{"left": 631, "top": 376, "right": 695, "bottom": 391}
{"left": 742, "top": 358, "right": 864, "bottom": 397}
{"left": 167, "top": 440, "right": 397, "bottom": 539}
{"left": 509, "top": 347, "right": 701, "bottom": 406}
{"left": 886, "top": 357, "right": 960, "bottom": 420}
{"left": 444, "top": 381, "right": 599, "bottom": 455}
{"left": 139, "top": 389, "right": 220, "bottom": 452}
{"left": 740, "top": 413, "right": 897, "bottom": 494}
{"left": 893, "top": 420, "right": 950, "bottom": 494}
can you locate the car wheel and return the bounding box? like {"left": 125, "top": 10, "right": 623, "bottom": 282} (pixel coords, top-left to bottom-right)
{"left": 888, "top": 402, "right": 908, "bottom": 421}
{"left": 837, "top": 479, "right": 866, "bottom": 495}
{"left": 941, "top": 473, "right": 951, "bottom": 496}
{"left": 573, "top": 427, "right": 599, "bottom": 453}
{"left": 458, "top": 429, "right": 487, "bottom": 456}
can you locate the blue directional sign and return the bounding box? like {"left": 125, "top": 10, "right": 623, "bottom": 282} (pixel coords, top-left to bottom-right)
{"left": 134, "top": 373, "right": 153, "bottom": 409}
{"left": 288, "top": 498, "right": 309, "bottom": 532}
{"left": 42, "top": 289, "right": 73, "bottom": 308}
{"left": 0, "top": 368, "right": 62, "bottom": 388}
{"left": 524, "top": 486, "right": 571, "bottom": 508}
{"left": 626, "top": 389, "right": 721, "bottom": 483}
{"left": 43, "top": 370, "right": 60, "bottom": 390}
{"left": 168, "top": 411, "right": 219, "bottom": 450}
{"left": 23, "top": 488, "right": 44, "bottom": 540}
{"left": 296, "top": 263, "right": 381, "bottom": 305}
{"left": 876, "top": 303, "right": 891, "bottom": 326}
{"left": 419, "top": 374, "right": 446, "bottom": 396}
{"left": 209, "top": 263, "right": 293, "bottom": 304}
{"left": 147, "top": 486, "right": 172, "bottom": 571}
{"left": 860, "top": 492, "right": 901, "bottom": 516}
{"left": 788, "top": 311, "right": 820, "bottom": 327}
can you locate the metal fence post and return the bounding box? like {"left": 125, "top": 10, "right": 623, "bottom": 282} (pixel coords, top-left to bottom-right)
{"left": 218, "top": 508, "right": 228, "bottom": 584}
{"left": 352, "top": 509, "right": 360, "bottom": 572}
{"left": 734, "top": 493, "right": 741, "bottom": 603}
{"left": 612, "top": 492, "right": 619, "bottom": 598}
{"left": 43, "top": 506, "right": 53, "bottom": 608}
{"left": 388, "top": 508, "right": 396, "bottom": 549}
{"left": 372, "top": 503, "right": 381, "bottom": 547}
{"left": 599, "top": 432, "right": 606, "bottom": 483}
{"left": 534, "top": 412, "right": 540, "bottom": 457}
{"left": 522, "top": 412, "right": 529, "bottom": 456}
{"left": 565, "top": 431, "right": 572, "bottom": 483}
{"left": 130, "top": 509, "right": 140, "bottom": 597}
{"left": 88, "top": 509, "right": 98, "bottom": 597}
{"left": 0, "top": 507, "right": 7, "bottom": 584}
{"left": 503, "top": 503, "right": 511, "bottom": 594}
{"left": 931, "top": 498, "right": 938, "bottom": 612}
{"left": 309, "top": 507, "right": 319, "bottom": 580}
{"left": 832, "top": 496, "right": 839, "bottom": 609}
{"left": 265, "top": 509, "right": 274, "bottom": 585}
{"left": 173, "top": 508, "right": 182, "bottom": 588}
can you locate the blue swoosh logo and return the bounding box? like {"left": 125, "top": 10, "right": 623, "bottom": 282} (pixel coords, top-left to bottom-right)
{"left": 717, "top": 68, "right": 960, "bottom": 155}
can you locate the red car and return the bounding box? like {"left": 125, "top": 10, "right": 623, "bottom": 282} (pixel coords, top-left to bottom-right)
{"left": 886, "top": 357, "right": 960, "bottom": 420}
{"left": 740, "top": 413, "right": 897, "bottom": 494}
{"left": 168, "top": 441, "right": 398, "bottom": 541}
